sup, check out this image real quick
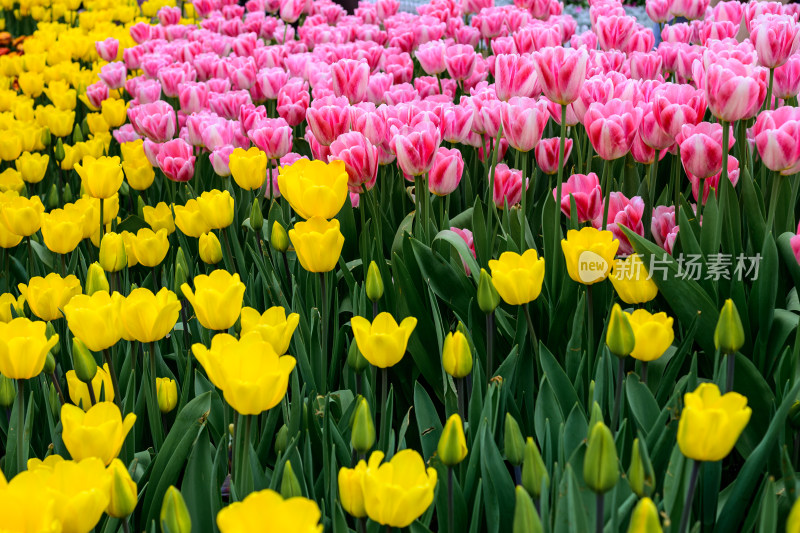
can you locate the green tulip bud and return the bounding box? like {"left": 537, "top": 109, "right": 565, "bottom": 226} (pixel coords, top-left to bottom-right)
{"left": 521, "top": 437, "right": 549, "bottom": 498}
{"left": 438, "top": 414, "right": 468, "bottom": 467}
{"left": 347, "top": 341, "right": 368, "bottom": 373}
{"left": 72, "top": 123, "right": 83, "bottom": 144}
{"left": 41, "top": 127, "right": 51, "bottom": 148}
{"left": 504, "top": 413, "right": 526, "bottom": 466}
{"left": 46, "top": 184, "right": 59, "bottom": 210}
{"left": 72, "top": 338, "right": 97, "bottom": 384}
{"left": 351, "top": 397, "right": 375, "bottom": 454}
{"left": 627, "top": 497, "right": 663, "bottom": 533}
{"left": 48, "top": 382, "right": 59, "bottom": 417}
{"left": 606, "top": 303, "right": 635, "bottom": 358}
{"left": 136, "top": 195, "right": 146, "bottom": 219}
{"left": 714, "top": 299, "right": 744, "bottom": 355}
{"left": 45, "top": 321, "right": 59, "bottom": 356}
{"left": 275, "top": 425, "right": 289, "bottom": 455}
{"left": 119, "top": 180, "right": 129, "bottom": 198}
{"left": 280, "top": 461, "right": 303, "bottom": 499}
{"left": 86, "top": 262, "right": 109, "bottom": 296}
{"left": 513, "top": 486, "right": 543, "bottom": 533}
{"left": 270, "top": 221, "right": 289, "bottom": 253}
{"left": 43, "top": 351, "right": 56, "bottom": 375}
{"left": 61, "top": 184, "right": 72, "bottom": 205}
{"left": 81, "top": 117, "right": 90, "bottom": 139}
{"left": 628, "top": 438, "right": 655, "bottom": 498}
{"left": 54, "top": 138, "right": 65, "bottom": 161}
{"left": 583, "top": 422, "right": 619, "bottom": 494}
{"left": 477, "top": 268, "right": 501, "bottom": 314}
{"left": 588, "top": 400, "right": 603, "bottom": 431}
{"left": 365, "top": 261, "right": 384, "bottom": 302}
{"left": 0, "top": 374, "right": 16, "bottom": 407}
{"left": 249, "top": 198, "right": 263, "bottom": 233}
{"left": 160, "top": 486, "right": 191, "bottom": 533}
{"left": 174, "top": 248, "right": 189, "bottom": 299}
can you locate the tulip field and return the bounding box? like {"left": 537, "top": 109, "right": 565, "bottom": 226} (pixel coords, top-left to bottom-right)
{"left": 5, "top": 0, "right": 800, "bottom": 531}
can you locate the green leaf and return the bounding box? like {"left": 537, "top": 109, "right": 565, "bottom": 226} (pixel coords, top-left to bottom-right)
{"left": 540, "top": 342, "right": 580, "bottom": 419}
{"left": 414, "top": 382, "right": 443, "bottom": 461}
{"left": 625, "top": 377, "right": 660, "bottom": 437}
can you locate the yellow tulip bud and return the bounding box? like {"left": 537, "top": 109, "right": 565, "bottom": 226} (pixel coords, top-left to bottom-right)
{"left": 513, "top": 485, "right": 543, "bottom": 533}
{"left": 714, "top": 299, "right": 745, "bottom": 355}
{"left": 365, "top": 260, "right": 384, "bottom": 302}
{"left": 347, "top": 341, "right": 369, "bottom": 373}
{"left": 442, "top": 330, "right": 473, "bottom": 378}
{"left": 160, "top": 486, "right": 192, "bottom": 533}
{"left": 477, "top": 268, "right": 501, "bottom": 314}
{"left": 99, "top": 232, "right": 127, "bottom": 272}
{"left": 351, "top": 397, "right": 375, "bottom": 454}
{"left": 270, "top": 221, "right": 289, "bottom": 253}
{"left": 338, "top": 461, "right": 367, "bottom": 518}
{"left": 438, "top": 414, "right": 468, "bottom": 467}
{"left": 280, "top": 461, "right": 303, "bottom": 499}
{"left": 249, "top": 197, "right": 263, "bottom": 233}
{"left": 606, "top": 303, "right": 635, "bottom": 358}
{"left": 107, "top": 459, "right": 138, "bottom": 518}
{"left": 583, "top": 422, "right": 618, "bottom": 494}
{"left": 521, "top": 437, "right": 549, "bottom": 498}
{"left": 156, "top": 377, "right": 178, "bottom": 413}
{"left": 504, "top": 413, "right": 525, "bottom": 466}
{"left": 86, "top": 262, "right": 110, "bottom": 295}
{"left": 627, "top": 497, "right": 662, "bottom": 533}
{"left": 199, "top": 231, "right": 223, "bottom": 265}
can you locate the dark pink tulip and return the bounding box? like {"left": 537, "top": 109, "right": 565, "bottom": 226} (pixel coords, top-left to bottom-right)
{"left": 676, "top": 121, "right": 731, "bottom": 180}
{"left": 157, "top": 138, "right": 196, "bottom": 183}
{"left": 329, "top": 131, "right": 379, "bottom": 193}
{"left": 390, "top": 120, "right": 441, "bottom": 177}
{"left": 593, "top": 192, "right": 645, "bottom": 256}
{"left": 584, "top": 99, "right": 643, "bottom": 160}
{"left": 652, "top": 83, "right": 706, "bottom": 140}
{"left": 750, "top": 14, "right": 800, "bottom": 69}
{"left": 690, "top": 155, "right": 740, "bottom": 203}
{"left": 492, "top": 163, "right": 526, "bottom": 208}
{"left": 631, "top": 132, "right": 658, "bottom": 164}
{"left": 554, "top": 172, "right": 602, "bottom": 222}
{"left": 753, "top": 106, "right": 800, "bottom": 174}
{"left": 428, "top": 147, "right": 464, "bottom": 196}
{"left": 536, "top": 137, "right": 573, "bottom": 175}
{"left": 494, "top": 53, "right": 539, "bottom": 101}
{"left": 652, "top": 205, "right": 679, "bottom": 254}
{"left": 774, "top": 54, "right": 800, "bottom": 99}
{"left": 531, "top": 46, "right": 588, "bottom": 105}
{"left": 791, "top": 222, "right": 800, "bottom": 264}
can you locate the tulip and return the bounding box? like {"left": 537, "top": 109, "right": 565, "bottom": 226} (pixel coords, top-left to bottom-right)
{"left": 181, "top": 270, "right": 246, "bottom": 332}
{"left": 594, "top": 192, "right": 645, "bottom": 257}
{"left": 514, "top": 486, "right": 544, "bottom": 533}
{"left": 606, "top": 304, "right": 635, "bottom": 358}
{"left": 584, "top": 99, "right": 643, "bottom": 161}
{"left": 63, "top": 291, "right": 124, "bottom": 352}
{"left": 584, "top": 421, "right": 618, "bottom": 493}
{"left": 278, "top": 159, "right": 349, "bottom": 220}
{"left": 339, "top": 461, "right": 368, "bottom": 518}
{"left": 329, "top": 132, "right": 379, "bottom": 193}
{"left": 306, "top": 96, "right": 351, "bottom": 146}
{"left": 0, "top": 131, "right": 22, "bottom": 162}
{"left": 532, "top": 46, "right": 589, "bottom": 105}
{"left": 351, "top": 312, "right": 417, "bottom": 368}
{"left": 477, "top": 268, "right": 501, "bottom": 314}
{"left": 628, "top": 498, "right": 663, "bottom": 533}
{"left": 107, "top": 459, "right": 138, "bottom": 519}
{"left": 610, "top": 254, "right": 658, "bottom": 304}
{"left": 1, "top": 194, "right": 44, "bottom": 236}
{"left": 18, "top": 273, "right": 81, "bottom": 321}
{"left": 704, "top": 58, "right": 768, "bottom": 123}
{"left": 199, "top": 232, "right": 223, "bottom": 265}
{"left": 271, "top": 221, "right": 290, "bottom": 253}
{"left": 365, "top": 261, "right": 384, "bottom": 302}
{"left": 61, "top": 402, "right": 136, "bottom": 465}
{"left": 774, "top": 55, "right": 800, "bottom": 100}
{"left": 750, "top": 14, "right": 800, "bottom": 70}
{"left": 0, "top": 318, "right": 58, "bottom": 379}
{"left": 289, "top": 217, "right": 346, "bottom": 273}
{"left": 500, "top": 97, "right": 549, "bottom": 153}
{"left": 390, "top": 121, "right": 441, "bottom": 177}
{"left": 217, "top": 489, "right": 323, "bottom": 533}
{"left": 652, "top": 83, "right": 707, "bottom": 140}
{"left": 331, "top": 59, "right": 370, "bottom": 104}
{"left": 15, "top": 152, "right": 48, "bottom": 183}
{"left": 240, "top": 306, "right": 299, "bottom": 355}
{"left": 72, "top": 338, "right": 97, "bottom": 384}
{"left": 676, "top": 122, "right": 728, "bottom": 180}
{"left": 174, "top": 199, "right": 212, "bottom": 238}
{"left": 438, "top": 414, "right": 468, "bottom": 467}
{"left": 161, "top": 487, "right": 192, "bottom": 533}
{"left": 123, "top": 157, "right": 156, "bottom": 190}
{"left": 495, "top": 54, "right": 539, "bottom": 101}
{"left": 156, "top": 377, "right": 177, "bottom": 413}
{"left": 626, "top": 309, "right": 675, "bottom": 362}
{"left": 197, "top": 190, "right": 235, "bottom": 231}
{"left": 192, "top": 332, "right": 296, "bottom": 415}
{"left": 66, "top": 363, "right": 115, "bottom": 409}
{"left": 129, "top": 228, "right": 170, "bottom": 268}
{"left": 428, "top": 147, "right": 464, "bottom": 196}
{"left": 99, "top": 232, "right": 127, "bottom": 272}
{"left": 120, "top": 287, "right": 181, "bottom": 344}
{"left": 351, "top": 397, "right": 376, "bottom": 454}
{"left": 249, "top": 118, "right": 293, "bottom": 160}
{"left": 362, "top": 449, "right": 438, "bottom": 528}
{"left": 74, "top": 156, "right": 123, "bottom": 200}
{"left": 561, "top": 227, "right": 620, "bottom": 285}
{"left": 628, "top": 438, "right": 656, "bottom": 498}
{"left": 488, "top": 250, "right": 546, "bottom": 306}
{"left": 444, "top": 44, "right": 478, "bottom": 81}
{"left": 714, "top": 298, "right": 744, "bottom": 355}
{"left": 0, "top": 169, "right": 25, "bottom": 194}
{"left": 535, "top": 137, "right": 572, "bottom": 175}
{"left": 40, "top": 209, "right": 83, "bottom": 255}
{"left": 753, "top": 106, "right": 800, "bottom": 175}
{"left": 493, "top": 164, "right": 527, "bottom": 209}
{"left": 555, "top": 172, "right": 603, "bottom": 222}
{"left": 229, "top": 147, "right": 267, "bottom": 191}
{"left": 0, "top": 293, "right": 24, "bottom": 322}
{"left": 142, "top": 202, "right": 175, "bottom": 235}
{"left": 157, "top": 138, "right": 196, "bottom": 183}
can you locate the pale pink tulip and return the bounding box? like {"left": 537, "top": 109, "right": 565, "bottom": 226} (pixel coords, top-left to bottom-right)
{"left": 750, "top": 14, "right": 800, "bottom": 69}
{"left": 704, "top": 57, "right": 768, "bottom": 122}
{"left": 428, "top": 147, "right": 464, "bottom": 196}
{"left": 531, "top": 46, "right": 589, "bottom": 105}
{"left": 416, "top": 41, "right": 448, "bottom": 75}
{"left": 584, "top": 99, "right": 643, "bottom": 160}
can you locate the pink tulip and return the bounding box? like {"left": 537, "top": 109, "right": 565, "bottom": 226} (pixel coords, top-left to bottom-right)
{"left": 157, "top": 138, "right": 196, "bottom": 183}
{"left": 676, "top": 121, "right": 732, "bottom": 180}
{"left": 660, "top": 23, "right": 692, "bottom": 44}
{"left": 210, "top": 146, "right": 235, "bottom": 177}
{"left": 638, "top": 101, "right": 674, "bottom": 151}
{"left": 416, "top": 41, "right": 448, "bottom": 75}
{"left": 744, "top": 1, "right": 786, "bottom": 32}
{"left": 753, "top": 106, "right": 800, "bottom": 174}
{"left": 428, "top": 147, "right": 464, "bottom": 196}
{"left": 99, "top": 62, "right": 127, "bottom": 90}
{"left": 750, "top": 14, "right": 800, "bottom": 69}
{"left": 629, "top": 51, "right": 663, "bottom": 81}
{"left": 669, "top": 0, "right": 709, "bottom": 20}
{"left": 547, "top": 100, "right": 580, "bottom": 127}
{"left": 531, "top": 46, "right": 589, "bottom": 105}
{"left": 305, "top": 129, "right": 331, "bottom": 161}
{"left": 277, "top": 78, "right": 310, "bottom": 127}
{"left": 652, "top": 83, "right": 706, "bottom": 140}
{"left": 713, "top": 1, "right": 743, "bottom": 24}
{"left": 95, "top": 38, "right": 119, "bottom": 62}
{"left": 690, "top": 155, "right": 740, "bottom": 203}
{"left": 331, "top": 59, "right": 370, "bottom": 105}
{"left": 554, "top": 172, "right": 602, "bottom": 222}
{"left": 626, "top": 28, "right": 656, "bottom": 54}
{"left": 329, "top": 131, "right": 379, "bottom": 192}
{"left": 129, "top": 22, "right": 151, "bottom": 44}
{"left": 450, "top": 227, "right": 476, "bottom": 274}
{"left": 158, "top": 66, "right": 195, "bottom": 99}
{"left": 646, "top": 0, "right": 673, "bottom": 23}
{"left": 493, "top": 164, "right": 527, "bottom": 208}
{"left": 391, "top": 120, "right": 441, "bottom": 176}
{"left": 201, "top": 120, "right": 237, "bottom": 152}
{"left": 366, "top": 72, "right": 393, "bottom": 105}
{"left": 479, "top": 135, "right": 509, "bottom": 163}
{"left": 113, "top": 125, "right": 140, "bottom": 144}
{"left": 252, "top": 67, "right": 289, "bottom": 102}
{"left": 442, "top": 102, "right": 478, "bottom": 145}
{"left": 157, "top": 6, "right": 181, "bottom": 25}
{"left": 376, "top": 0, "right": 399, "bottom": 20}
{"left": 774, "top": 54, "right": 800, "bottom": 99}
{"left": 249, "top": 118, "right": 293, "bottom": 160}
{"left": 178, "top": 82, "right": 208, "bottom": 114}
{"left": 133, "top": 101, "right": 177, "bottom": 143}
{"left": 651, "top": 205, "right": 679, "bottom": 254}
{"left": 595, "top": 15, "right": 637, "bottom": 51}
{"left": 536, "top": 137, "right": 573, "bottom": 175}
{"left": 704, "top": 57, "right": 768, "bottom": 122}
{"left": 570, "top": 30, "right": 599, "bottom": 50}
{"left": 472, "top": 8, "right": 506, "bottom": 40}
{"left": 700, "top": 20, "right": 739, "bottom": 44}
{"left": 500, "top": 97, "right": 549, "bottom": 152}
{"left": 584, "top": 99, "right": 643, "bottom": 160}
{"left": 85, "top": 82, "right": 109, "bottom": 109}
{"left": 279, "top": 0, "right": 304, "bottom": 23}
{"left": 444, "top": 44, "right": 478, "bottom": 81}
{"left": 494, "top": 53, "right": 539, "bottom": 101}
{"left": 209, "top": 90, "right": 253, "bottom": 120}
{"left": 593, "top": 192, "right": 645, "bottom": 256}
{"left": 305, "top": 96, "right": 350, "bottom": 146}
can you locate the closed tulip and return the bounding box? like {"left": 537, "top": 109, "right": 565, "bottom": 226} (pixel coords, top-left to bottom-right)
{"left": 120, "top": 288, "right": 181, "bottom": 343}
{"left": 610, "top": 254, "right": 658, "bottom": 304}
{"left": 442, "top": 331, "right": 473, "bottom": 378}
{"left": 66, "top": 363, "right": 115, "bottom": 409}
{"left": 584, "top": 99, "right": 643, "bottom": 161}
{"left": 229, "top": 147, "right": 267, "bottom": 191}
{"left": 15, "top": 151, "right": 49, "bottom": 183}
{"left": 174, "top": 199, "right": 211, "bottom": 238}
{"left": 41, "top": 208, "right": 84, "bottom": 254}
{"left": 192, "top": 332, "right": 296, "bottom": 415}
{"left": 561, "top": 227, "right": 620, "bottom": 285}
{"left": 240, "top": 306, "right": 300, "bottom": 355}
{"left": 18, "top": 273, "right": 82, "bottom": 321}
{"left": 122, "top": 157, "right": 156, "bottom": 191}
{"left": 428, "top": 147, "right": 464, "bottom": 196}
{"left": 61, "top": 402, "right": 136, "bottom": 465}
{"left": 626, "top": 309, "right": 674, "bottom": 362}
{"left": 584, "top": 421, "right": 619, "bottom": 494}
{"left": 555, "top": 172, "right": 603, "bottom": 223}
{"left": 160, "top": 486, "right": 192, "bottom": 533}
{"left": 677, "top": 382, "right": 751, "bottom": 462}
{"left": 288, "top": 217, "right": 345, "bottom": 273}
{"left": 0, "top": 168, "right": 24, "bottom": 194}
{"left": 362, "top": 449, "right": 438, "bottom": 528}
{"left": 532, "top": 46, "right": 589, "bottom": 105}
{"left": 156, "top": 377, "right": 178, "bottom": 413}
{"left": 106, "top": 459, "right": 138, "bottom": 519}
{"left": 0, "top": 293, "right": 24, "bottom": 322}
{"left": 2, "top": 194, "right": 45, "bottom": 236}
{"left": 752, "top": 106, "right": 800, "bottom": 175}
{"left": 75, "top": 155, "right": 123, "bottom": 199}
{"left": 197, "top": 190, "right": 234, "bottom": 230}
{"left": 217, "top": 489, "right": 323, "bottom": 533}
{"left": 99, "top": 232, "right": 127, "bottom": 272}
{"left": 199, "top": 232, "right": 223, "bottom": 265}
{"left": 438, "top": 414, "right": 468, "bottom": 466}
{"left": 500, "top": 97, "right": 549, "bottom": 153}
{"left": 339, "top": 461, "right": 367, "bottom": 518}
{"left": 278, "top": 159, "right": 349, "bottom": 220}
{"left": 715, "top": 299, "right": 745, "bottom": 355}
{"left": 142, "top": 202, "right": 175, "bottom": 234}
{"left": 0, "top": 318, "right": 59, "bottom": 379}
{"left": 704, "top": 58, "right": 767, "bottom": 123}
{"left": 489, "top": 250, "right": 546, "bottom": 306}
{"left": 351, "top": 312, "right": 417, "bottom": 368}
{"left": 101, "top": 98, "right": 127, "bottom": 128}
{"left": 181, "top": 270, "right": 246, "bottom": 331}
{"left": 63, "top": 291, "right": 124, "bottom": 352}
{"left": 627, "top": 497, "right": 663, "bottom": 533}
{"left": 130, "top": 228, "right": 169, "bottom": 267}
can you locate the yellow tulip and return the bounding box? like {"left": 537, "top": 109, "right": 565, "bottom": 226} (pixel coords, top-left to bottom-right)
{"left": 351, "top": 312, "right": 417, "bottom": 368}
{"left": 143, "top": 202, "right": 175, "bottom": 234}
{"left": 438, "top": 414, "right": 468, "bottom": 466}
{"left": 63, "top": 199, "right": 95, "bottom": 239}
{"left": 610, "top": 254, "right": 658, "bottom": 305}
{"left": 61, "top": 402, "right": 136, "bottom": 465}
{"left": 0, "top": 217, "right": 23, "bottom": 248}
{"left": 0, "top": 317, "right": 58, "bottom": 379}
{"left": 362, "top": 449, "right": 438, "bottom": 528}
{"left": 1, "top": 194, "right": 45, "bottom": 236}
{"left": 199, "top": 231, "right": 223, "bottom": 265}
{"left": 66, "top": 363, "right": 115, "bottom": 409}
{"left": 229, "top": 146, "right": 267, "bottom": 191}
{"left": 561, "top": 227, "right": 620, "bottom": 285}
{"left": 627, "top": 497, "right": 662, "bottom": 533}
{"left": 161, "top": 486, "right": 192, "bottom": 533}
{"left": 240, "top": 306, "right": 300, "bottom": 355}
{"left": 338, "top": 461, "right": 367, "bottom": 518}
{"left": 288, "top": 217, "right": 345, "bottom": 273}
{"left": 63, "top": 291, "right": 124, "bottom": 352}
{"left": 99, "top": 232, "right": 127, "bottom": 272}
{"left": 216, "top": 489, "right": 323, "bottom": 533}
{"left": 0, "top": 130, "right": 22, "bottom": 161}
{"left": 181, "top": 270, "right": 246, "bottom": 332}
{"left": 157, "top": 377, "right": 178, "bottom": 413}
{"left": 122, "top": 157, "right": 156, "bottom": 190}
{"left": 0, "top": 168, "right": 25, "bottom": 193}
{"left": 625, "top": 309, "right": 674, "bottom": 362}
{"left": 74, "top": 155, "right": 123, "bottom": 199}
{"left": 44, "top": 83, "right": 77, "bottom": 111}
{"left": 47, "top": 108, "right": 75, "bottom": 138}
{"left": 788, "top": 495, "right": 800, "bottom": 533}
{"left": 488, "top": 249, "right": 546, "bottom": 306}
{"left": 0, "top": 292, "right": 24, "bottom": 322}
{"left": 60, "top": 143, "right": 84, "bottom": 171}
{"left": 41, "top": 208, "right": 84, "bottom": 254}
{"left": 196, "top": 189, "right": 235, "bottom": 230}
{"left": 120, "top": 231, "right": 138, "bottom": 267}
{"left": 278, "top": 159, "right": 348, "bottom": 220}
{"left": 442, "top": 330, "right": 472, "bottom": 378}
{"left": 18, "top": 273, "right": 82, "bottom": 321}
{"left": 15, "top": 151, "right": 49, "bottom": 183}
{"left": 106, "top": 458, "right": 138, "bottom": 519}
{"left": 86, "top": 112, "right": 110, "bottom": 134}
{"left": 120, "top": 139, "right": 147, "bottom": 163}
{"left": 120, "top": 287, "right": 180, "bottom": 343}
{"left": 174, "top": 199, "right": 211, "bottom": 238}
{"left": 0, "top": 468, "right": 62, "bottom": 531}
{"left": 101, "top": 98, "right": 127, "bottom": 128}
{"left": 129, "top": 228, "right": 169, "bottom": 267}
{"left": 18, "top": 71, "right": 44, "bottom": 97}
{"left": 677, "top": 382, "right": 751, "bottom": 462}
{"left": 192, "top": 332, "right": 296, "bottom": 415}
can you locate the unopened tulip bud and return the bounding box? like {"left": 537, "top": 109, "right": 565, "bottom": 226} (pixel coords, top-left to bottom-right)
{"left": 174, "top": 247, "right": 189, "bottom": 298}
{"left": 81, "top": 117, "right": 89, "bottom": 139}
{"left": 46, "top": 321, "right": 60, "bottom": 356}
{"left": 478, "top": 269, "right": 501, "bottom": 314}
{"left": 0, "top": 374, "right": 16, "bottom": 407}
{"left": 43, "top": 352, "right": 56, "bottom": 375}
{"left": 54, "top": 138, "right": 64, "bottom": 161}
{"left": 606, "top": 303, "right": 635, "bottom": 358}
{"left": 48, "top": 382, "right": 58, "bottom": 416}
{"left": 270, "top": 221, "right": 289, "bottom": 252}
{"left": 46, "top": 184, "right": 59, "bottom": 210}
{"left": 157, "top": 377, "right": 177, "bottom": 413}
{"left": 513, "top": 486, "right": 543, "bottom": 533}
{"left": 365, "top": 261, "right": 383, "bottom": 302}
{"left": 280, "top": 461, "right": 303, "bottom": 499}
{"left": 72, "top": 124, "right": 83, "bottom": 144}
{"left": 63, "top": 183, "right": 73, "bottom": 203}
{"left": 627, "top": 497, "right": 662, "bottom": 533}
{"left": 351, "top": 397, "right": 375, "bottom": 454}
{"left": 119, "top": 181, "right": 130, "bottom": 197}
{"left": 160, "top": 486, "right": 191, "bottom": 533}
{"left": 275, "top": 425, "right": 288, "bottom": 455}
{"left": 199, "top": 232, "right": 222, "bottom": 265}
{"left": 584, "top": 422, "right": 618, "bottom": 494}
{"left": 714, "top": 299, "right": 744, "bottom": 355}
{"left": 41, "top": 127, "right": 51, "bottom": 147}
{"left": 249, "top": 198, "right": 263, "bottom": 233}
{"left": 347, "top": 341, "right": 368, "bottom": 373}
{"left": 86, "top": 262, "right": 110, "bottom": 295}
{"left": 107, "top": 459, "right": 138, "bottom": 518}
{"left": 627, "top": 438, "right": 655, "bottom": 498}
{"left": 438, "top": 414, "right": 468, "bottom": 467}
{"left": 521, "top": 437, "right": 549, "bottom": 498}
{"left": 72, "top": 338, "right": 97, "bottom": 384}
{"left": 588, "top": 400, "right": 603, "bottom": 430}
{"left": 442, "top": 330, "right": 473, "bottom": 379}
{"left": 504, "top": 413, "right": 525, "bottom": 466}
{"left": 136, "top": 197, "right": 146, "bottom": 219}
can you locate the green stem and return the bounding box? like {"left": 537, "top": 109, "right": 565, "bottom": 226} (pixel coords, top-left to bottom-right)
{"left": 99, "top": 196, "right": 104, "bottom": 242}
{"left": 600, "top": 158, "right": 612, "bottom": 231}
{"left": 678, "top": 461, "right": 702, "bottom": 533}
{"left": 765, "top": 67, "right": 774, "bottom": 112}
{"left": 611, "top": 357, "right": 625, "bottom": 432}
{"left": 448, "top": 467, "right": 455, "bottom": 533}
{"left": 766, "top": 173, "right": 784, "bottom": 233}
{"left": 16, "top": 379, "right": 24, "bottom": 474}
{"left": 725, "top": 352, "right": 736, "bottom": 393}
{"left": 595, "top": 492, "right": 604, "bottom": 533}
{"left": 103, "top": 348, "right": 122, "bottom": 411}
{"left": 520, "top": 150, "right": 528, "bottom": 249}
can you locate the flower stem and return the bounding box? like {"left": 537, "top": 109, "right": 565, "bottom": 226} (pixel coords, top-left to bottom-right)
{"left": 16, "top": 379, "right": 24, "bottom": 474}
{"left": 595, "top": 492, "right": 604, "bottom": 533}
{"left": 725, "top": 352, "right": 736, "bottom": 393}
{"left": 600, "top": 157, "right": 611, "bottom": 231}
{"left": 678, "top": 460, "right": 702, "bottom": 533}
{"left": 103, "top": 348, "right": 122, "bottom": 411}
{"left": 766, "top": 67, "right": 774, "bottom": 112}
{"left": 486, "top": 312, "right": 494, "bottom": 381}
{"left": 448, "top": 466, "right": 455, "bottom": 533}
{"left": 611, "top": 357, "right": 625, "bottom": 432}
